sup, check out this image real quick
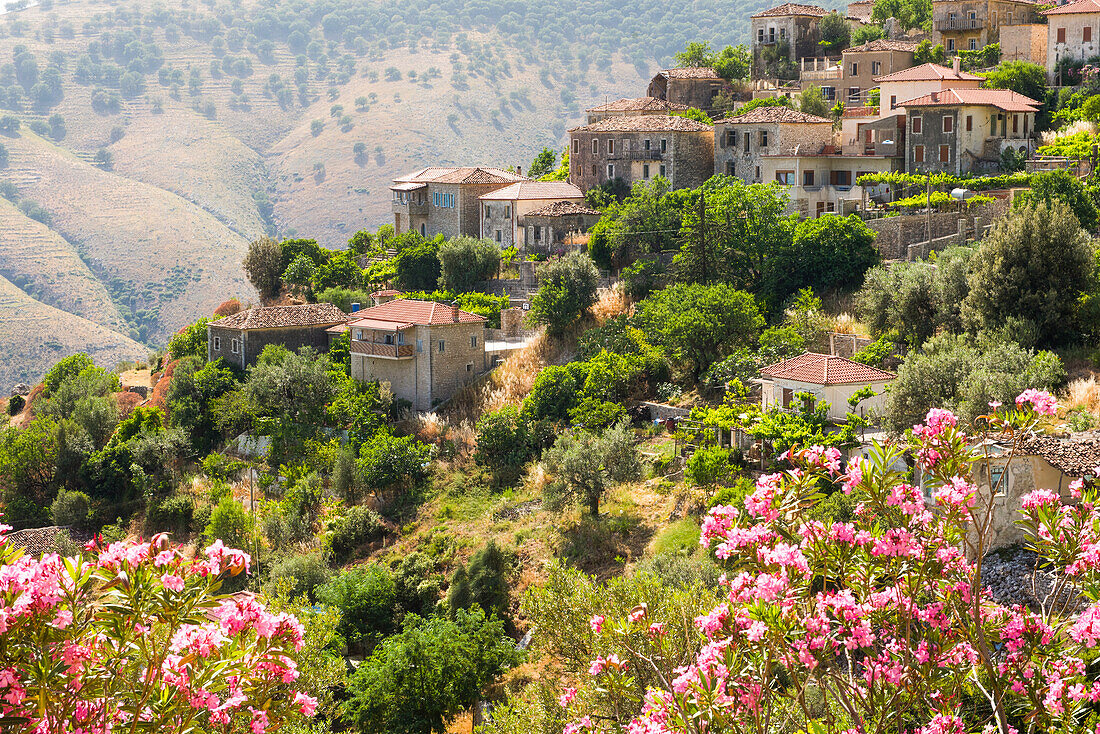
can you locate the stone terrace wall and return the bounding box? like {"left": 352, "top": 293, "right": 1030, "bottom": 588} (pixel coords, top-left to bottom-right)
{"left": 865, "top": 197, "right": 1010, "bottom": 260}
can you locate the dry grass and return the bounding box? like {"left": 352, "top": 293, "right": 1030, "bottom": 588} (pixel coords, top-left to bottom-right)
{"left": 1064, "top": 376, "right": 1100, "bottom": 416}
{"left": 824, "top": 312, "right": 869, "bottom": 337}
{"left": 1041, "top": 120, "right": 1096, "bottom": 147}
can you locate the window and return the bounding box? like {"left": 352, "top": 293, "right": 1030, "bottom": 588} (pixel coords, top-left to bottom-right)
{"left": 830, "top": 170, "right": 852, "bottom": 187}
{"left": 660, "top": 138, "right": 667, "bottom": 153}
{"left": 822, "top": 86, "right": 836, "bottom": 101}
{"left": 803, "top": 169, "right": 814, "bottom": 186}
{"left": 495, "top": 230, "right": 502, "bottom": 242}
{"left": 939, "top": 144, "right": 949, "bottom": 162}
{"left": 1012, "top": 114, "right": 1019, "bottom": 134}
{"left": 471, "top": 335, "right": 478, "bottom": 348}
{"left": 890, "top": 95, "right": 897, "bottom": 110}
{"left": 1024, "top": 115, "right": 1030, "bottom": 134}
{"left": 871, "top": 61, "right": 881, "bottom": 75}
{"left": 439, "top": 340, "right": 445, "bottom": 353}
{"left": 607, "top": 139, "right": 615, "bottom": 154}
{"left": 775, "top": 170, "right": 794, "bottom": 184}
{"left": 384, "top": 333, "right": 394, "bottom": 345}
{"left": 725, "top": 130, "right": 736, "bottom": 147}
{"left": 504, "top": 205, "right": 510, "bottom": 218}
{"left": 213, "top": 336, "right": 220, "bottom": 351}
{"left": 420, "top": 223, "right": 426, "bottom": 236}
{"left": 1007, "top": 11, "right": 1013, "bottom": 23}
{"left": 607, "top": 164, "right": 615, "bottom": 178}
{"left": 744, "top": 131, "right": 750, "bottom": 152}
{"left": 416, "top": 338, "right": 423, "bottom": 353}
{"left": 848, "top": 87, "right": 860, "bottom": 102}
{"left": 850, "top": 62, "right": 858, "bottom": 75}
{"left": 912, "top": 114, "right": 922, "bottom": 134}
{"left": 485, "top": 204, "right": 491, "bottom": 218}
{"left": 533, "top": 226, "right": 542, "bottom": 241}
{"left": 1087, "top": 25, "right": 1094, "bottom": 42}
{"left": 726, "top": 161, "right": 735, "bottom": 175}
{"left": 968, "top": 37, "right": 977, "bottom": 50}
{"left": 644, "top": 138, "right": 652, "bottom": 150}
{"left": 760, "top": 130, "right": 769, "bottom": 147}
{"left": 914, "top": 145, "right": 925, "bottom": 162}
{"left": 592, "top": 139, "right": 599, "bottom": 155}
{"left": 659, "top": 164, "right": 666, "bottom": 177}
{"left": 943, "top": 115, "right": 953, "bottom": 133}
{"left": 755, "top": 165, "right": 761, "bottom": 180}
{"left": 231, "top": 338, "right": 240, "bottom": 354}
{"left": 826, "top": 202, "right": 835, "bottom": 212}
{"left": 966, "top": 114, "right": 973, "bottom": 132}
{"left": 572, "top": 139, "right": 579, "bottom": 155}
{"left": 591, "top": 164, "right": 597, "bottom": 176}
{"left": 1058, "top": 27, "right": 1066, "bottom": 43}
{"left": 816, "top": 201, "right": 825, "bottom": 216}
{"left": 758, "top": 28, "right": 764, "bottom": 42}
{"left": 990, "top": 465, "right": 1006, "bottom": 496}
{"left": 643, "top": 164, "right": 650, "bottom": 178}
{"left": 947, "top": 38, "right": 955, "bottom": 51}
{"left": 467, "top": 363, "right": 473, "bottom": 372}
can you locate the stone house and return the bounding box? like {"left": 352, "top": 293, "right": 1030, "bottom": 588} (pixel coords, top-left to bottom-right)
{"left": 1044, "top": 0, "right": 1100, "bottom": 79}
{"left": 751, "top": 3, "right": 830, "bottom": 78}
{"left": 839, "top": 39, "right": 920, "bottom": 104}
{"left": 478, "top": 181, "right": 585, "bottom": 248}
{"left": 206, "top": 303, "right": 348, "bottom": 369}
{"left": 847, "top": 0, "right": 876, "bottom": 22}
{"left": 390, "top": 167, "right": 527, "bottom": 239}
{"left": 960, "top": 433, "right": 1100, "bottom": 552}
{"left": 900, "top": 87, "right": 1040, "bottom": 174}
{"left": 873, "top": 60, "right": 984, "bottom": 116}
{"left": 344, "top": 299, "right": 487, "bottom": 412}
{"left": 1000, "top": 22, "right": 1048, "bottom": 64}
{"left": 646, "top": 68, "right": 735, "bottom": 114}
{"left": 714, "top": 106, "right": 834, "bottom": 183}
{"left": 757, "top": 352, "right": 896, "bottom": 422}
{"left": 585, "top": 97, "right": 691, "bottom": 124}
{"left": 520, "top": 201, "right": 602, "bottom": 255}
{"left": 568, "top": 115, "right": 714, "bottom": 192}
{"left": 760, "top": 148, "right": 902, "bottom": 216}
{"left": 931, "top": 0, "right": 1040, "bottom": 53}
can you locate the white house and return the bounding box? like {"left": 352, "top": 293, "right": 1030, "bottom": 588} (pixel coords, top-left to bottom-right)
{"left": 758, "top": 352, "right": 896, "bottom": 422}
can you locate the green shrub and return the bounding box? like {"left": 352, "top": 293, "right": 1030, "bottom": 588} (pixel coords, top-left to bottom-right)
{"left": 7, "top": 394, "right": 23, "bottom": 415}
{"left": 323, "top": 504, "right": 384, "bottom": 564}
{"left": 147, "top": 493, "right": 194, "bottom": 537}
{"left": 51, "top": 489, "right": 91, "bottom": 529}
{"left": 266, "top": 551, "right": 331, "bottom": 602}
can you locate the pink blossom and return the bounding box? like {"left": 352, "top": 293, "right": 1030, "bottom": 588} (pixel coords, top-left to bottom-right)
{"left": 1016, "top": 389, "right": 1058, "bottom": 416}
{"left": 293, "top": 692, "right": 318, "bottom": 717}
{"left": 558, "top": 687, "right": 577, "bottom": 707}
{"left": 589, "top": 614, "right": 604, "bottom": 633}
{"left": 161, "top": 574, "right": 185, "bottom": 592}
{"left": 1021, "top": 488, "right": 1060, "bottom": 511}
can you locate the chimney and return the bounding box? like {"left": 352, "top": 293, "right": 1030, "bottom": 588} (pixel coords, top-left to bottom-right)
{"left": 451, "top": 300, "right": 460, "bottom": 322}
{"left": 516, "top": 165, "right": 522, "bottom": 176}
{"left": 953, "top": 56, "right": 961, "bottom": 74}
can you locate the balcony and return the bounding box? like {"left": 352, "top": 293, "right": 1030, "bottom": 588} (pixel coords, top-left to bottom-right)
{"left": 393, "top": 200, "right": 429, "bottom": 216}
{"left": 350, "top": 340, "right": 415, "bottom": 359}
{"left": 607, "top": 149, "right": 665, "bottom": 161}
{"left": 934, "top": 17, "right": 984, "bottom": 30}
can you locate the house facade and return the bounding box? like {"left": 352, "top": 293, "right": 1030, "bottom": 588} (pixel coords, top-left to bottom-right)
{"left": 837, "top": 39, "right": 920, "bottom": 104}
{"left": 478, "top": 181, "right": 586, "bottom": 248}
{"left": 931, "top": 0, "right": 1040, "bottom": 52}
{"left": 760, "top": 149, "right": 902, "bottom": 216}
{"left": 757, "top": 352, "right": 896, "bottom": 422}
{"left": 1000, "top": 22, "right": 1048, "bottom": 64}
{"left": 1044, "top": 0, "right": 1100, "bottom": 79}
{"left": 751, "top": 3, "right": 830, "bottom": 78}
{"left": 521, "top": 201, "right": 602, "bottom": 255}
{"left": 585, "top": 97, "right": 691, "bottom": 124}
{"left": 390, "top": 167, "right": 527, "bottom": 239}
{"left": 568, "top": 115, "right": 714, "bottom": 192}
{"left": 646, "top": 68, "right": 734, "bottom": 113}
{"left": 206, "top": 303, "right": 348, "bottom": 369}
{"left": 900, "top": 88, "right": 1039, "bottom": 174}
{"left": 847, "top": 0, "right": 875, "bottom": 22}
{"left": 345, "top": 299, "right": 487, "bottom": 412}
{"left": 714, "top": 106, "right": 834, "bottom": 183}
{"left": 873, "top": 61, "right": 984, "bottom": 116}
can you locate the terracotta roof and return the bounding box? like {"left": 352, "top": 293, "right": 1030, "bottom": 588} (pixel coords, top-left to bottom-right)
{"left": 346, "top": 299, "right": 486, "bottom": 328}
{"left": 525, "top": 200, "right": 602, "bottom": 217}
{"left": 4, "top": 526, "right": 84, "bottom": 557}
{"left": 719, "top": 106, "right": 833, "bottom": 124}
{"left": 394, "top": 167, "right": 528, "bottom": 185}
{"left": 1044, "top": 0, "right": 1100, "bottom": 14}
{"left": 1019, "top": 434, "right": 1100, "bottom": 477}
{"left": 479, "top": 181, "right": 585, "bottom": 201}
{"left": 752, "top": 2, "right": 830, "bottom": 17}
{"left": 569, "top": 115, "right": 713, "bottom": 133}
{"left": 371, "top": 289, "right": 402, "bottom": 297}
{"left": 214, "top": 303, "right": 348, "bottom": 330}
{"left": 586, "top": 96, "right": 691, "bottom": 113}
{"left": 900, "top": 88, "right": 1040, "bottom": 112}
{"left": 844, "top": 39, "right": 920, "bottom": 53}
{"left": 874, "top": 62, "right": 984, "bottom": 82}
{"left": 657, "top": 67, "right": 723, "bottom": 80}
{"left": 759, "top": 352, "right": 896, "bottom": 385}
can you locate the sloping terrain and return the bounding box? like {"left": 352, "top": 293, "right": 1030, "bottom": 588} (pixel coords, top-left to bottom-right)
{"left": 0, "top": 273, "right": 147, "bottom": 388}
{"left": 0, "top": 195, "right": 126, "bottom": 331}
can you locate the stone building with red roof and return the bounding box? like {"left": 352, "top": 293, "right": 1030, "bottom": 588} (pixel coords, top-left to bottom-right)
{"left": 206, "top": 303, "right": 348, "bottom": 369}
{"left": 1044, "top": 0, "right": 1100, "bottom": 77}
{"left": 646, "top": 68, "right": 736, "bottom": 114}
{"left": 389, "top": 166, "right": 527, "bottom": 240}
{"left": 477, "top": 181, "right": 586, "bottom": 249}
{"left": 931, "top": 0, "right": 1040, "bottom": 53}
{"left": 750, "top": 3, "right": 830, "bottom": 78}
{"left": 585, "top": 97, "right": 692, "bottom": 125}
{"left": 758, "top": 352, "right": 896, "bottom": 422}
{"left": 342, "top": 299, "right": 487, "bottom": 411}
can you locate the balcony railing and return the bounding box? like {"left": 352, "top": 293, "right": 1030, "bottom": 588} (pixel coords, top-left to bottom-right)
{"left": 350, "top": 340, "right": 415, "bottom": 358}
{"left": 934, "top": 17, "right": 983, "bottom": 30}
{"left": 393, "top": 201, "right": 429, "bottom": 215}
{"left": 608, "top": 149, "right": 665, "bottom": 161}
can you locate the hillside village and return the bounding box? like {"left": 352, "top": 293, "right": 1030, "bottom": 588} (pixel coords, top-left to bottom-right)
{"left": 11, "top": 0, "right": 1100, "bottom": 732}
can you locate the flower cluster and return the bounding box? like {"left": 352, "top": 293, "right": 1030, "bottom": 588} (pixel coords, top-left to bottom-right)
{"left": 0, "top": 524, "right": 316, "bottom": 734}
{"left": 561, "top": 392, "right": 1100, "bottom": 734}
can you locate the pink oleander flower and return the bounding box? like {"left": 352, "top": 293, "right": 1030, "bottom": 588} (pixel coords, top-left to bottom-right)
{"left": 1022, "top": 488, "right": 1061, "bottom": 511}
{"left": 293, "top": 692, "right": 317, "bottom": 717}
{"left": 588, "top": 657, "right": 606, "bottom": 676}
{"left": 589, "top": 614, "right": 604, "bottom": 633}
{"left": 1016, "top": 389, "right": 1057, "bottom": 417}
{"left": 161, "top": 574, "right": 185, "bottom": 592}
{"left": 558, "top": 687, "right": 577, "bottom": 707}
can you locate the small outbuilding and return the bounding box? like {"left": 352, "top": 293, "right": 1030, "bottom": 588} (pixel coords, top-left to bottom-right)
{"left": 758, "top": 352, "right": 896, "bottom": 422}
{"left": 206, "top": 303, "right": 348, "bottom": 369}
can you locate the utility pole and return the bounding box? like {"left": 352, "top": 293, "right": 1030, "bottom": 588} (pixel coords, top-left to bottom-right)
{"left": 697, "top": 191, "right": 708, "bottom": 283}
{"left": 926, "top": 173, "right": 933, "bottom": 248}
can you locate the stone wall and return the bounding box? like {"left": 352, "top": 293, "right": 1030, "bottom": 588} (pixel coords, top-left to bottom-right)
{"left": 208, "top": 324, "right": 337, "bottom": 368}
{"left": 671, "top": 130, "right": 716, "bottom": 190}
{"left": 865, "top": 197, "right": 1008, "bottom": 260}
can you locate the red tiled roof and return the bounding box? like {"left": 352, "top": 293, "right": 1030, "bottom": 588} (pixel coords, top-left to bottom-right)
{"left": 346, "top": 299, "right": 486, "bottom": 328}
{"left": 844, "top": 39, "right": 920, "bottom": 53}
{"left": 753, "top": 2, "right": 829, "bottom": 16}
{"left": 371, "top": 289, "right": 402, "bottom": 297}
{"left": 215, "top": 303, "right": 347, "bottom": 330}
{"left": 570, "top": 115, "right": 713, "bottom": 133}
{"left": 479, "top": 181, "right": 585, "bottom": 201}
{"left": 1044, "top": 0, "right": 1100, "bottom": 14}
{"left": 899, "top": 88, "right": 1040, "bottom": 112}
{"left": 586, "top": 96, "right": 691, "bottom": 113}
{"left": 394, "top": 167, "right": 528, "bottom": 185}
{"left": 656, "top": 67, "right": 723, "bottom": 80}
{"left": 719, "top": 106, "right": 832, "bottom": 124}
{"left": 874, "top": 62, "right": 984, "bottom": 82}
{"left": 759, "top": 352, "right": 896, "bottom": 385}
{"left": 525, "top": 201, "right": 602, "bottom": 217}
